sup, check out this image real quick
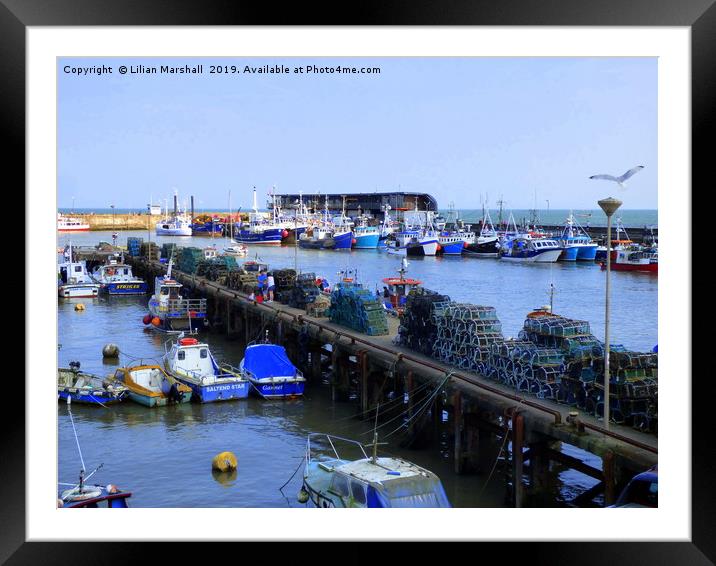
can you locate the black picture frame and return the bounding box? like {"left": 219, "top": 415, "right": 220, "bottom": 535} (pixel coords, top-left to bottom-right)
{"left": 6, "top": 1, "right": 708, "bottom": 563}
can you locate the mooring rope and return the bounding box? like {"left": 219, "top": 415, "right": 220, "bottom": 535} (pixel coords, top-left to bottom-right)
{"left": 66, "top": 407, "right": 86, "bottom": 473}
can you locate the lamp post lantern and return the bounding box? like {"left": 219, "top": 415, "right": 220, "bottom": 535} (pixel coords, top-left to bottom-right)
{"left": 597, "top": 196, "right": 622, "bottom": 429}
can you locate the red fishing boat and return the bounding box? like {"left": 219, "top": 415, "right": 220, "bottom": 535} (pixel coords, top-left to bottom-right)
{"left": 601, "top": 247, "right": 658, "bottom": 273}
{"left": 381, "top": 259, "right": 423, "bottom": 314}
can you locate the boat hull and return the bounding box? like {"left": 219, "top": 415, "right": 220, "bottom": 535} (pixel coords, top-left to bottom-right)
{"left": 249, "top": 379, "right": 305, "bottom": 399}
{"left": 58, "top": 389, "right": 126, "bottom": 405}
{"left": 406, "top": 240, "right": 439, "bottom": 256}
{"left": 235, "top": 228, "right": 283, "bottom": 245}
{"left": 558, "top": 246, "right": 580, "bottom": 261}
{"left": 177, "top": 379, "right": 250, "bottom": 403}
{"left": 58, "top": 284, "right": 100, "bottom": 298}
{"left": 600, "top": 261, "right": 658, "bottom": 273}
{"left": 299, "top": 238, "right": 336, "bottom": 250}
{"left": 438, "top": 240, "right": 465, "bottom": 255}
{"left": 464, "top": 240, "right": 500, "bottom": 258}
{"left": 155, "top": 226, "right": 192, "bottom": 236}
{"left": 104, "top": 281, "right": 148, "bottom": 295}
{"left": 353, "top": 233, "right": 380, "bottom": 249}
{"left": 576, "top": 244, "right": 599, "bottom": 261}
{"left": 501, "top": 249, "right": 562, "bottom": 263}
{"left": 333, "top": 231, "right": 353, "bottom": 250}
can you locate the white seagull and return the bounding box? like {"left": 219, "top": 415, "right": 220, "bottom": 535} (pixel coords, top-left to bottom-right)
{"left": 589, "top": 165, "right": 645, "bottom": 189}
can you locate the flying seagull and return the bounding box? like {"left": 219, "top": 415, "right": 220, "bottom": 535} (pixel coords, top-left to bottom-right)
{"left": 589, "top": 165, "right": 645, "bottom": 188}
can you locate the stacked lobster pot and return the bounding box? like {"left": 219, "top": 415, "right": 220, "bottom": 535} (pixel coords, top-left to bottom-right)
{"left": 226, "top": 270, "right": 259, "bottom": 294}
{"left": 195, "top": 256, "right": 239, "bottom": 284}
{"left": 327, "top": 282, "right": 389, "bottom": 336}
{"left": 431, "top": 303, "right": 504, "bottom": 372}
{"left": 518, "top": 314, "right": 603, "bottom": 405}
{"left": 589, "top": 349, "right": 658, "bottom": 432}
{"left": 395, "top": 288, "right": 451, "bottom": 356}
{"left": 176, "top": 247, "right": 204, "bottom": 274}
{"left": 161, "top": 243, "right": 177, "bottom": 260}
{"left": 272, "top": 269, "right": 297, "bottom": 303}
{"left": 127, "top": 237, "right": 143, "bottom": 257}
{"left": 286, "top": 272, "right": 320, "bottom": 309}
{"left": 140, "top": 241, "right": 160, "bottom": 261}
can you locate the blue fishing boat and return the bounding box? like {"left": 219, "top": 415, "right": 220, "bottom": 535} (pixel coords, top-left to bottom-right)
{"left": 163, "top": 336, "right": 250, "bottom": 403}
{"left": 352, "top": 216, "right": 380, "bottom": 249}
{"left": 234, "top": 188, "right": 283, "bottom": 245}
{"left": 555, "top": 213, "right": 598, "bottom": 261}
{"left": 500, "top": 234, "right": 562, "bottom": 263}
{"left": 57, "top": 363, "right": 129, "bottom": 405}
{"left": 145, "top": 259, "right": 208, "bottom": 332}
{"left": 240, "top": 333, "right": 306, "bottom": 398}
{"left": 299, "top": 433, "right": 451, "bottom": 508}
{"left": 91, "top": 256, "right": 148, "bottom": 295}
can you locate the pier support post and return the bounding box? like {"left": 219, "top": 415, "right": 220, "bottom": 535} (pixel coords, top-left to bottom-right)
{"left": 528, "top": 441, "right": 551, "bottom": 494}
{"left": 464, "top": 413, "right": 481, "bottom": 474}
{"left": 512, "top": 412, "right": 525, "bottom": 508}
{"left": 359, "top": 351, "right": 369, "bottom": 416}
{"left": 406, "top": 371, "right": 415, "bottom": 436}
{"left": 310, "top": 342, "right": 322, "bottom": 382}
{"left": 244, "top": 309, "right": 252, "bottom": 344}
{"left": 453, "top": 392, "right": 463, "bottom": 474}
{"left": 603, "top": 450, "right": 616, "bottom": 506}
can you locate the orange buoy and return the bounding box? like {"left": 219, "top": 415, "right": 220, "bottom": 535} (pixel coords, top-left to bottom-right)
{"left": 151, "top": 317, "right": 161, "bottom": 327}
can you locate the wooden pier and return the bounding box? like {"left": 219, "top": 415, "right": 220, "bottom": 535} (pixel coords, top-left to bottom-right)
{"left": 128, "top": 256, "right": 657, "bottom": 507}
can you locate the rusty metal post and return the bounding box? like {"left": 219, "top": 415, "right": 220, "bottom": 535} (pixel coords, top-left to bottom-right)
{"left": 512, "top": 412, "right": 525, "bottom": 508}
{"left": 244, "top": 309, "right": 252, "bottom": 344}
{"left": 603, "top": 450, "right": 616, "bottom": 506}
{"left": 359, "top": 351, "right": 369, "bottom": 416}
{"left": 310, "top": 342, "right": 322, "bottom": 382}
{"left": 453, "top": 391, "right": 463, "bottom": 474}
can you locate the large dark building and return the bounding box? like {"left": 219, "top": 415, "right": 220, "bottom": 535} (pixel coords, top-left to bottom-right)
{"left": 269, "top": 191, "right": 438, "bottom": 219}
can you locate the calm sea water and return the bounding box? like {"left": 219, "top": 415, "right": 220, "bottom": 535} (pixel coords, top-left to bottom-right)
{"left": 57, "top": 230, "right": 657, "bottom": 508}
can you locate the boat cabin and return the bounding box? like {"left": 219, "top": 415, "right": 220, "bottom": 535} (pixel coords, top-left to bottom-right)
{"left": 154, "top": 276, "right": 183, "bottom": 305}
{"left": 165, "top": 337, "right": 226, "bottom": 385}
{"left": 58, "top": 260, "right": 93, "bottom": 285}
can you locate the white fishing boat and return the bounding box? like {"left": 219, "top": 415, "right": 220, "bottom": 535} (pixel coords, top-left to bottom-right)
{"left": 90, "top": 255, "right": 148, "bottom": 295}
{"left": 155, "top": 190, "right": 192, "bottom": 236}
{"left": 57, "top": 243, "right": 101, "bottom": 298}
{"left": 500, "top": 234, "right": 562, "bottom": 263}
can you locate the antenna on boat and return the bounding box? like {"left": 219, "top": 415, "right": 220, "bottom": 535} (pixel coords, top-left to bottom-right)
{"left": 364, "top": 403, "right": 388, "bottom": 465}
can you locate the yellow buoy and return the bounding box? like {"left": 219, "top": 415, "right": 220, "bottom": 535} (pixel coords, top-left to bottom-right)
{"left": 74, "top": 303, "right": 85, "bottom": 311}
{"left": 212, "top": 451, "right": 238, "bottom": 472}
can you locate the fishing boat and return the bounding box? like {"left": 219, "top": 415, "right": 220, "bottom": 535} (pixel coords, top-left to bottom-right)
{"left": 500, "top": 234, "right": 562, "bottom": 263}
{"left": 163, "top": 335, "right": 250, "bottom": 402}
{"left": 330, "top": 197, "right": 354, "bottom": 250}
{"left": 59, "top": 478, "right": 132, "bottom": 508}
{"left": 554, "top": 213, "right": 598, "bottom": 261}
{"left": 381, "top": 258, "right": 422, "bottom": 315}
{"left": 463, "top": 208, "right": 501, "bottom": 258}
{"left": 90, "top": 256, "right": 148, "bottom": 295}
{"left": 595, "top": 218, "right": 633, "bottom": 261}
{"left": 298, "top": 432, "right": 451, "bottom": 508}
{"left": 234, "top": 188, "right": 284, "bottom": 245}
{"left": 240, "top": 332, "right": 306, "bottom": 399}
{"left": 145, "top": 259, "right": 208, "bottom": 332}
{"left": 58, "top": 407, "right": 132, "bottom": 508}
{"left": 191, "top": 214, "right": 225, "bottom": 237}
{"left": 298, "top": 225, "right": 336, "bottom": 249}
{"left": 155, "top": 192, "right": 193, "bottom": 236}
{"left": 58, "top": 363, "right": 129, "bottom": 405}
{"left": 58, "top": 243, "right": 101, "bottom": 298}
{"left": 57, "top": 212, "right": 90, "bottom": 232}
{"left": 111, "top": 363, "right": 192, "bottom": 407}
{"left": 352, "top": 216, "right": 380, "bottom": 249}
{"left": 601, "top": 246, "right": 658, "bottom": 273}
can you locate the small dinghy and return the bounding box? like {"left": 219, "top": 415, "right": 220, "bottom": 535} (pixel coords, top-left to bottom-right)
{"left": 111, "top": 363, "right": 192, "bottom": 407}
{"left": 240, "top": 332, "right": 306, "bottom": 399}
{"left": 58, "top": 469, "right": 132, "bottom": 508}
{"left": 57, "top": 362, "right": 129, "bottom": 405}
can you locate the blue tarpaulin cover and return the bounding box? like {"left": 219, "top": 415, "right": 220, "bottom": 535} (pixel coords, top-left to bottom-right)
{"left": 243, "top": 344, "right": 297, "bottom": 379}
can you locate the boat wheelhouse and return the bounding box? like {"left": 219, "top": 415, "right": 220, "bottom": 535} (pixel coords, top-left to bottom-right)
{"left": 381, "top": 259, "right": 422, "bottom": 314}
{"left": 163, "top": 336, "right": 250, "bottom": 402}
{"left": 91, "top": 257, "right": 148, "bottom": 295}
{"left": 601, "top": 247, "right": 658, "bottom": 273}
{"left": 300, "top": 433, "right": 451, "bottom": 508}
{"left": 146, "top": 261, "right": 207, "bottom": 332}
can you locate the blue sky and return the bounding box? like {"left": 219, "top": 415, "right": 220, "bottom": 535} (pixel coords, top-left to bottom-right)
{"left": 58, "top": 57, "right": 657, "bottom": 211}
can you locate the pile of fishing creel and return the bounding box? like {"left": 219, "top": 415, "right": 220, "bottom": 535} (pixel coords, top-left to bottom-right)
{"left": 327, "top": 282, "right": 388, "bottom": 335}
{"left": 284, "top": 272, "right": 320, "bottom": 309}
{"left": 127, "top": 237, "right": 143, "bottom": 257}
{"left": 176, "top": 247, "right": 204, "bottom": 274}
{"left": 140, "top": 241, "right": 160, "bottom": 261}
{"left": 395, "top": 288, "right": 451, "bottom": 356}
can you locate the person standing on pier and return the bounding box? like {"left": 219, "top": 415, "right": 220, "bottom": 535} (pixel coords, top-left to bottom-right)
{"left": 267, "top": 273, "right": 275, "bottom": 302}
{"left": 257, "top": 270, "right": 268, "bottom": 294}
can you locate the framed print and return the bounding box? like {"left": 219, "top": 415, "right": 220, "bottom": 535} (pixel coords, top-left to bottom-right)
{"left": 5, "top": 0, "right": 710, "bottom": 562}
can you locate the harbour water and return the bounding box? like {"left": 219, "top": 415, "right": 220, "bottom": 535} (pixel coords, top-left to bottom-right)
{"left": 57, "top": 230, "right": 657, "bottom": 508}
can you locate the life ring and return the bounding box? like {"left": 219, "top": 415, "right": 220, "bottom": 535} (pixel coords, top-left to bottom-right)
{"left": 179, "top": 337, "right": 198, "bottom": 346}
